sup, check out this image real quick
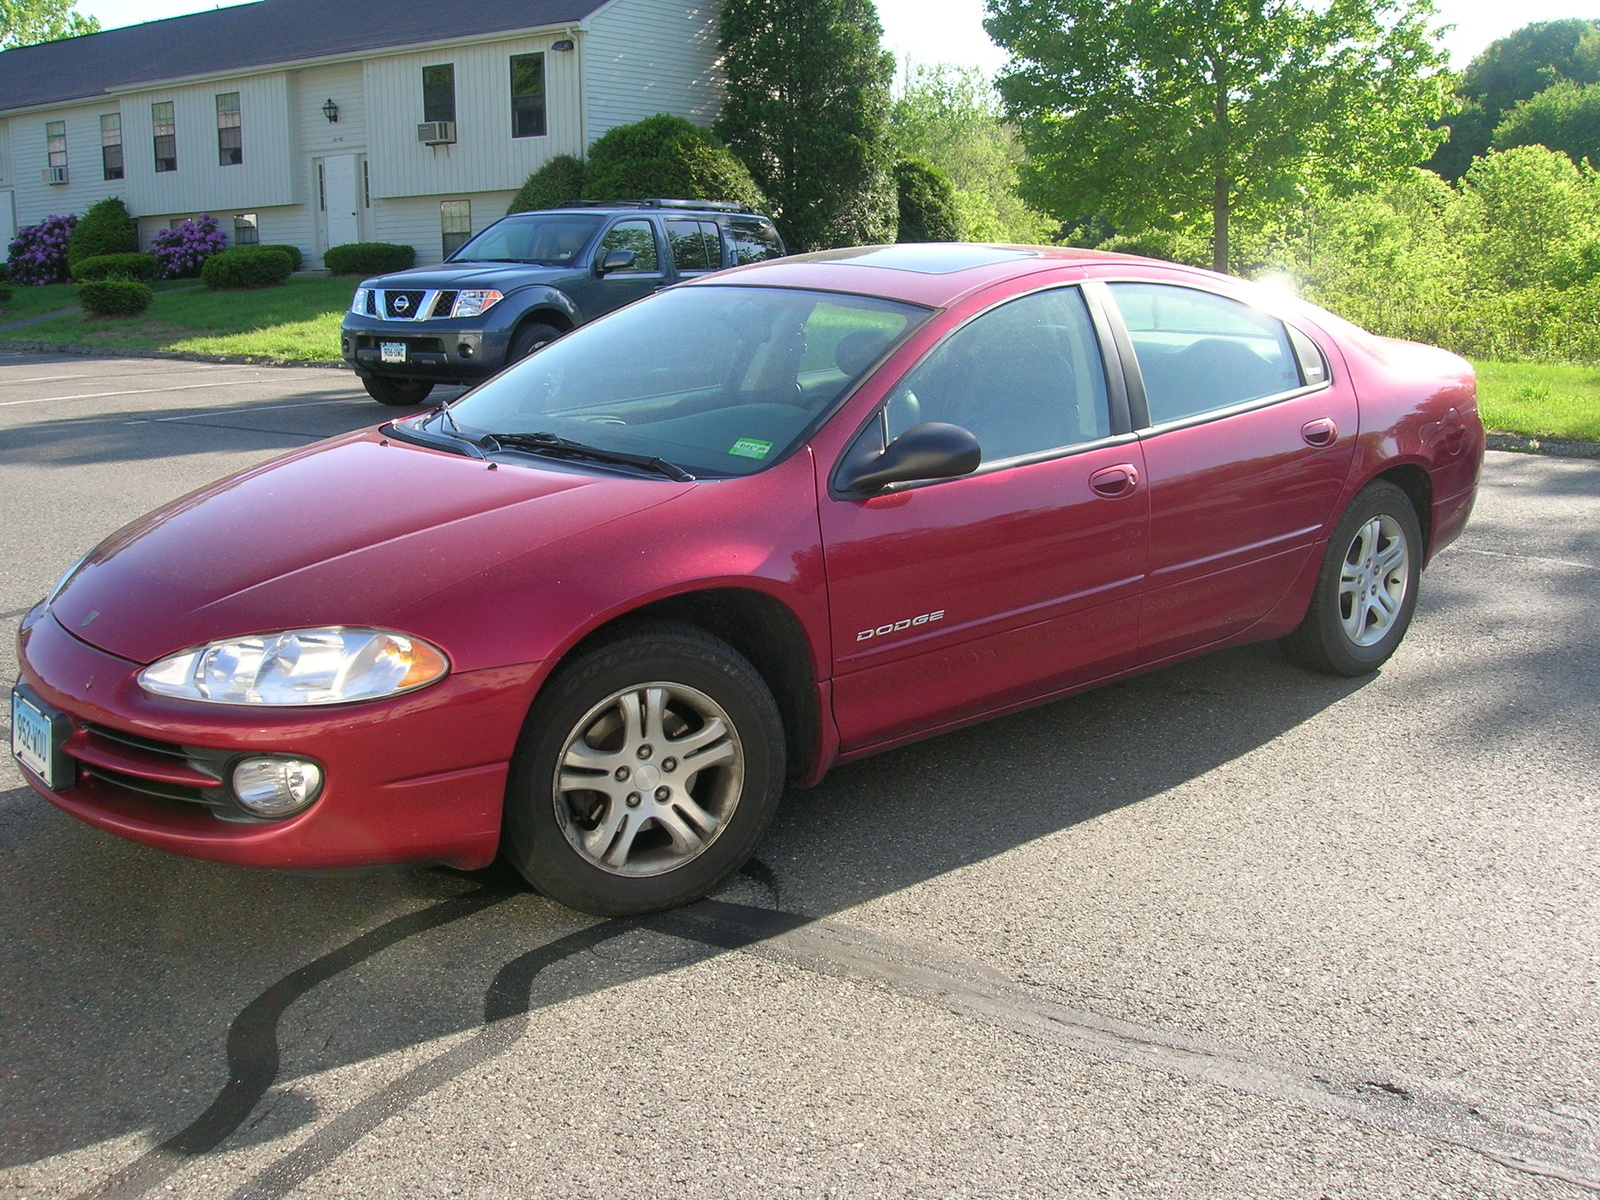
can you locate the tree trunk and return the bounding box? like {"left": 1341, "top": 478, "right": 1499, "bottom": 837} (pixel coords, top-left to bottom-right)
{"left": 1212, "top": 174, "right": 1229, "bottom": 274}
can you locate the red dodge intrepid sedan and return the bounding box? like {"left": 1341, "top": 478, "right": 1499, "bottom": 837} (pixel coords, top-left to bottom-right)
{"left": 12, "top": 244, "right": 1483, "bottom": 915}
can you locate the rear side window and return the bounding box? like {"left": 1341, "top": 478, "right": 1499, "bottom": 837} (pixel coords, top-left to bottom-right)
{"left": 666, "top": 219, "right": 722, "bottom": 274}
{"left": 729, "top": 218, "right": 784, "bottom": 265}
{"left": 1110, "top": 283, "right": 1302, "bottom": 425}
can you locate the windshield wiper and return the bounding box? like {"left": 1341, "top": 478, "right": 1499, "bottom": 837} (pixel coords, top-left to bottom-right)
{"left": 477, "top": 431, "right": 695, "bottom": 482}
{"left": 381, "top": 409, "right": 486, "bottom": 461}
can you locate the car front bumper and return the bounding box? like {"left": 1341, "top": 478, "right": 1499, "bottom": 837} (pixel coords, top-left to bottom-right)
{"left": 341, "top": 315, "right": 513, "bottom": 382}
{"left": 13, "top": 607, "right": 545, "bottom": 871}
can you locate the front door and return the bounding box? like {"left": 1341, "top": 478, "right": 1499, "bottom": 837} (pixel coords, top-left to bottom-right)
{"left": 321, "top": 154, "right": 361, "bottom": 251}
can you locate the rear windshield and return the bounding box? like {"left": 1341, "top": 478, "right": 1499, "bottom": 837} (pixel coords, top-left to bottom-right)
{"left": 443, "top": 285, "right": 929, "bottom": 477}
{"left": 449, "top": 213, "right": 604, "bottom": 265}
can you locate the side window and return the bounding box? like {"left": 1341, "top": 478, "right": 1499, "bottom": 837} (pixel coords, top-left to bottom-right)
{"left": 598, "top": 219, "right": 660, "bottom": 274}
{"left": 885, "top": 286, "right": 1112, "bottom": 465}
{"left": 729, "top": 218, "right": 783, "bottom": 264}
{"left": 666, "top": 219, "right": 720, "bottom": 274}
{"left": 1110, "top": 282, "right": 1302, "bottom": 425}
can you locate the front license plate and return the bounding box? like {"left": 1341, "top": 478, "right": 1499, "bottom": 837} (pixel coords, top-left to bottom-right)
{"left": 11, "top": 686, "right": 73, "bottom": 791}
{"left": 380, "top": 341, "right": 407, "bottom": 364}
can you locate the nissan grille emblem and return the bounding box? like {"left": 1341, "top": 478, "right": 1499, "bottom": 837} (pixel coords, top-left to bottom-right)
{"left": 394, "top": 295, "right": 411, "bottom": 313}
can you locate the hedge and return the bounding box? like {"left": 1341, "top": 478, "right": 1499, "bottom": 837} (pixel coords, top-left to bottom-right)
{"left": 68, "top": 198, "right": 139, "bottom": 269}
{"left": 76, "top": 279, "right": 154, "bottom": 317}
{"left": 201, "top": 246, "right": 294, "bottom": 289}
{"left": 323, "top": 242, "right": 416, "bottom": 275}
{"left": 0, "top": 281, "right": 12, "bottom": 307}
{"left": 72, "top": 252, "right": 160, "bottom": 282}
{"left": 258, "top": 243, "right": 303, "bottom": 271}
{"left": 508, "top": 155, "right": 587, "bottom": 214}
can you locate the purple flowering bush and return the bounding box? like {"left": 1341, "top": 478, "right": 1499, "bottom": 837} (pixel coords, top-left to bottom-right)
{"left": 151, "top": 215, "right": 228, "bottom": 279}
{"left": 7, "top": 214, "right": 79, "bottom": 285}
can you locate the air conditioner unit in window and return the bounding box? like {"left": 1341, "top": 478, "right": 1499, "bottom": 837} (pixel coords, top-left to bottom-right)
{"left": 42, "top": 166, "right": 68, "bottom": 184}
{"left": 417, "top": 121, "right": 456, "bottom": 145}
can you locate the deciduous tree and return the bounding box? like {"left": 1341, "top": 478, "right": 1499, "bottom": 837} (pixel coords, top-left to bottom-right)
{"left": 0, "top": 0, "right": 98, "bottom": 50}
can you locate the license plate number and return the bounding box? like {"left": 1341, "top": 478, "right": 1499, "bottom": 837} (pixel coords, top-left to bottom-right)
{"left": 380, "top": 342, "right": 407, "bottom": 364}
{"left": 11, "top": 687, "right": 71, "bottom": 791}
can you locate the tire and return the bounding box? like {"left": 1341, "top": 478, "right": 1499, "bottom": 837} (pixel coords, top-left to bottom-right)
{"left": 507, "top": 321, "right": 561, "bottom": 363}
{"left": 362, "top": 375, "right": 435, "bottom": 407}
{"left": 1282, "top": 480, "right": 1423, "bottom": 677}
{"left": 503, "top": 621, "right": 786, "bottom": 916}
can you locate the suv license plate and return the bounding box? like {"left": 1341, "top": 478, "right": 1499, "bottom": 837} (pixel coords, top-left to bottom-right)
{"left": 11, "top": 687, "right": 72, "bottom": 791}
{"left": 380, "top": 342, "right": 407, "bottom": 364}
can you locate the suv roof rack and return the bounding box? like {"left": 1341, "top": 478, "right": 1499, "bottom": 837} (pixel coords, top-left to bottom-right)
{"left": 567, "top": 198, "right": 756, "bottom": 214}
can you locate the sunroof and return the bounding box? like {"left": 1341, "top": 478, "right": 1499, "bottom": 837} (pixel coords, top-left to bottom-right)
{"left": 802, "top": 244, "right": 1040, "bottom": 274}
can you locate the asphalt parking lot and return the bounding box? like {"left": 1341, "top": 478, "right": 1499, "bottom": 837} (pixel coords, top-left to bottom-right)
{"left": 1, "top": 351, "right": 1597, "bottom": 1199}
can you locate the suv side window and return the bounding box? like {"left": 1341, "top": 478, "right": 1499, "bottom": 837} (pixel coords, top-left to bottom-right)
{"left": 666, "top": 219, "right": 722, "bottom": 275}
{"left": 598, "top": 219, "right": 661, "bottom": 274}
{"left": 885, "top": 286, "right": 1112, "bottom": 465}
{"left": 1110, "top": 282, "right": 1302, "bottom": 425}
{"left": 729, "top": 218, "right": 784, "bottom": 265}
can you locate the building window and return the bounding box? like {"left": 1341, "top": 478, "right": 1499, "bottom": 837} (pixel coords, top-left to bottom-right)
{"left": 441, "top": 200, "right": 471, "bottom": 258}
{"left": 422, "top": 64, "right": 455, "bottom": 125}
{"left": 100, "top": 114, "right": 123, "bottom": 180}
{"left": 510, "top": 53, "right": 546, "bottom": 138}
{"left": 45, "top": 120, "right": 67, "bottom": 172}
{"left": 216, "top": 92, "right": 242, "bottom": 166}
{"left": 233, "top": 214, "right": 259, "bottom": 245}
{"left": 152, "top": 101, "right": 177, "bottom": 172}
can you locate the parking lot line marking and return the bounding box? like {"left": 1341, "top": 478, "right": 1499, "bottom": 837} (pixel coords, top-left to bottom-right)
{"left": 1455, "top": 546, "right": 1599, "bottom": 572}
{"left": 0, "top": 373, "right": 96, "bottom": 385}
{"left": 123, "top": 398, "right": 360, "bottom": 424}
{"left": 0, "top": 379, "right": 286, "bottom": 408}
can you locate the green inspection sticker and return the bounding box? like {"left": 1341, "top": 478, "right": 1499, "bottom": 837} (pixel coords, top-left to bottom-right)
{"left": 728, "top": 438, "right": 773, "bottom": 460}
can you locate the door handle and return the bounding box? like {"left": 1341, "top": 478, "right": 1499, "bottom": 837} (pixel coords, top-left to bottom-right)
{"left": 1088, "top": 463, "right": 1140, "bottom": 498}
{"left": 1300, "top": 417, "right": 1338, "bottom": 447}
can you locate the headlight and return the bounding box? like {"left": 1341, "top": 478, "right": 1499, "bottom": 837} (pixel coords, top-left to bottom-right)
{"left": 138, "top": 627, "right": 449, "bottom": 706}
{"left": 351, "top": 288, "right": 370, "bottom": 314}
{"left": 451, "top": 289, "right": 503, "bottom": 318}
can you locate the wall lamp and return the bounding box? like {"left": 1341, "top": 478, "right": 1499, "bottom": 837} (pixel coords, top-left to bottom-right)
{"left": 322, "top": 98, "right": 339, "bottom": 123}
{"left": 552, "top": 38, "right": 575, "bottom": 51}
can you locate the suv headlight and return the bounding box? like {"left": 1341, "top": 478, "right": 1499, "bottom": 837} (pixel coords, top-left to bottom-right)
{"left": 138, "top": 627, "right": 449, "bottom": 706}
{"left": 351, "top": 288, "right": 370, "bottom": 314}
{"left": 451, "top": 289, "right": 503, "bottom": 318}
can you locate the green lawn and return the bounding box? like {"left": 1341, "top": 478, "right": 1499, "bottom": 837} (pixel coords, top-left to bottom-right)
{"left": 1473, "top": 360, "right": 1600, "bottom": 442}
{"left": 4, "top": 276, "right": 352, "bottom": 360}
{"left": 0, "top": 282, "right": 80, "bottom": 320}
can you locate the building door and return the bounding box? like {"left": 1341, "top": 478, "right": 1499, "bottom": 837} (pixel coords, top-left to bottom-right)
{"left": 320, "top": 154, "right": 361, "bottom": 250}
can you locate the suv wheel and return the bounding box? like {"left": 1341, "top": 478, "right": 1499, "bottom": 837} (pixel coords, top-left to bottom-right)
{"left": 508, "top": 322, "right": 562, "bottom": 364}
{"left": 362, "top": 376, "right": 435, "bottom": 407}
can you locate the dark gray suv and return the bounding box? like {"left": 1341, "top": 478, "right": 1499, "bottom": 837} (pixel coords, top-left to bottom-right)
{"left": 341, "top": 200, "right": 786, "bottom": 406}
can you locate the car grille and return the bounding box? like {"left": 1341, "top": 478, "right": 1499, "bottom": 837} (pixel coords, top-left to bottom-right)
{"left": 73, "top": 723, "right": 230, "bottom": 811}
{"left": 431, "top": 291, "right": 458, "bottom": 318}
{"left": 383, "top": 290, "right": 427, "bottom": 320}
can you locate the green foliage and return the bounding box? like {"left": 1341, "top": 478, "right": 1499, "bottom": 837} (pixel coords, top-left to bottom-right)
{"left": 67, "top": 197, "right": 138, "bottom": 268}
{"left": 258, "top": 243, "right": 302, "bottom": 271}
{"left": 1493, "top": 79, "right": 1600, "bottom": 167}
{"left": 322, "top": 242, "right": 416, "bottom": 276}
{"left": 986, "top": 0, "right": 1452, "bottom": 273}
{"left": 1459, "top": 144, "right": 1599, "bottom": 290}
{"left": 0, "top": 281, "right": 12, "bottom": 307}
{"left": 201, "top": 247, "right": 294, "bottom": 289}
{"left": 509, "top": 154, "right": 587, "bottom": 213}
{"left": 71, "top": 252, "right": 158, "bottom": 282}
{"left": 893, "top": 158, "right": 960, "bottom": 243}
{"left": 1094, "top": 229, "right": 1210, "bottom": 268}
{"left": 715, "top": 0, "right": 896, "bottom": 251}
{"left": 1, "top": 0, "right": 98, "bottom": 48}
{"left": 581, "top": 115, "right": 765, "bottom": 210}
{"left": 889, "top": 63, "right": 1053, "bottom": 243}
{"left": 75, "top": 279, "right": 153, "bottom": 317}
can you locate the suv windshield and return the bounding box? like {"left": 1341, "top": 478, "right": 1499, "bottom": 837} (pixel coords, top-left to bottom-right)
{"left": 436, "top": 285, "right": 930, "bottom": 477}
{"left": 449, "top": 213, "right": 605, "bottom": 265}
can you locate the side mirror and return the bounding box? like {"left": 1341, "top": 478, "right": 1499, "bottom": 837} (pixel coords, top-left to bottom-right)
{"left": 835, "top": 421, "right": 982, "bottom": 495}
{"left": 597, "top": 249, "right": 635, "bottom": 276}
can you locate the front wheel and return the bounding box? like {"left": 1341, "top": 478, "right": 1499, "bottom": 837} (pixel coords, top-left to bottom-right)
{"left": 507, "top": 321, "right": 562, "bottom": 364}
{"left": 361, "top": 375, "right": 434, "bottom": 407}
{"left": 503, "top": 622, "right": 786, "bottom": 916}
{"left": 1282, "top": 480, "right": 1423, "bottom": 676}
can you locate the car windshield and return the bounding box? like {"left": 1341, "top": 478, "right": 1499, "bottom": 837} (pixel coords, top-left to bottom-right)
{"left": 436, "top": 285, "right": 931, "bottom": 477}
{"left": 448, "top": 213, "right": 604, "bottom": 265}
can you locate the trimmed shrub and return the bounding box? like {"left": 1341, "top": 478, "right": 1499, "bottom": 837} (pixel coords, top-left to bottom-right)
{"left": 68, "top": 198, "right": 139, "bottom": 269}
{"left": 0, "top": 281, "right": 13, "bottom": 308}
{"left": 581, "top": 114, "right": 767, "bottom": 210}
{"left": 201, "top": 246, "right": 294, "bottom": 289}
{"left": 151, "top": 215, "right": 229, "bottom": 278}
{"left": 894, "top": 157, "right": 961, "bottom": 243}
{"left": 258, "top": 243, "right": 303, "bottom": 271}
{"left": 323, "top": 242, "right": 416, "bottom": 275}
{"left": 76, "top": 279, "right": 154, "bottom": 317}
{"left": 508, "top": 154, "right": 588, "bottom": 213}
{"left": 72, "top": 252, "right": 159, "bottom": 282}
{"left": 7, "top": 214, "right": 78, "bottom": 285}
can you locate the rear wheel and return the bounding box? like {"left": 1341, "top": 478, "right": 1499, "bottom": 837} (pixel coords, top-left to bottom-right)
{"left": 361, "top": 375, "right": 434, "bottom": 407}
{"left": 503, "top": 622, "right": 786, "bottom": 916}
{"left": 1282, "top": 480, "right": 1423, "bottom": 676}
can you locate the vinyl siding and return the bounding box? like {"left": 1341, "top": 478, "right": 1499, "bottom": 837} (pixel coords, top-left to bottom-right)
{"left": 364, "top": 35, "right": 584, "bottom": 201}
{"left": 372, "top": 190, "right": 517, "bottom": 265}
{"left": 583, "top": 0, "right": 723, "bottom": 143}
{"left": 8, "top": 101, "right": 129, "bottom": 227}
{"left": 0, "top": 118, "right": 12, "bottom": 186}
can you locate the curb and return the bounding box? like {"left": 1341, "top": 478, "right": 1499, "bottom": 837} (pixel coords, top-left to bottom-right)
{"left": 1484, "top": 433, "right": 1600, "bottom": 460}
{"left": 0, "top": 339, "right": 350, "bottom": 371}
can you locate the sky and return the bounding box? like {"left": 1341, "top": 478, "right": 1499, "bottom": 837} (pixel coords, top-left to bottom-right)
{"left": 73, "top": 0, "right": 1600, "bottom": 77}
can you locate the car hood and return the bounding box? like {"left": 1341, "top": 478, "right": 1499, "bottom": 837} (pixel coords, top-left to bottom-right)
{"left": 361, "top": 263, "right": 574, "bottom": 291}
{"left": 50, "top": 430, "right": 688, "bottom": 666}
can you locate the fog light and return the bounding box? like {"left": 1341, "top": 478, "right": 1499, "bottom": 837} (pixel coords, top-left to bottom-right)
{"left": 457, "top": 342, "right": 473, "bottom": 358}
{"left": 230, "top": 756, "right": 323, "bottom": 818}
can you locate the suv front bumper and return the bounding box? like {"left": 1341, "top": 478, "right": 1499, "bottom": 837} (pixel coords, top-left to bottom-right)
{"left": 341, "top": 315, "right": 514, "bottom": 382}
